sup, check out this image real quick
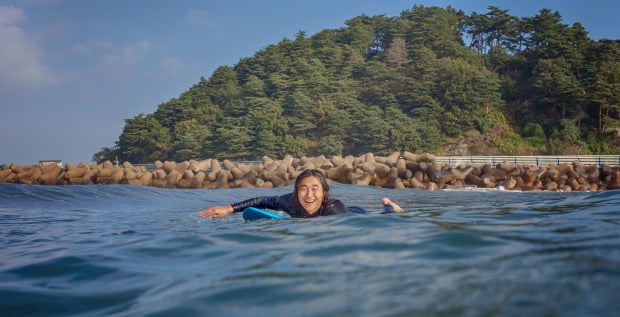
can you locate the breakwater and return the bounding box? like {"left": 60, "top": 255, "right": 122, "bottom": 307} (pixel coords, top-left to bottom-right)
{"left": 2, "top": 152, "right": 619, "bottom": 191}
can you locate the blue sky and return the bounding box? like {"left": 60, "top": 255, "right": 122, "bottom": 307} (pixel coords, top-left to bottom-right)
{"left": 1, "top": 0, "right": 618, "bottom": 165}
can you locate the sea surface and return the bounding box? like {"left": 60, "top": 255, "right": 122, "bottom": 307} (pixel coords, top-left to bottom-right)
{"left": 1, "top": 183, "right": 619, "bottom": 316}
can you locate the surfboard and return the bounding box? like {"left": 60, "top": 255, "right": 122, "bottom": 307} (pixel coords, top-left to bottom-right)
{"left": 242, "top": 205, "right": 393, "bottom": 221}
{"left": 243, "top": 207, "right": 286, "bottom": 221}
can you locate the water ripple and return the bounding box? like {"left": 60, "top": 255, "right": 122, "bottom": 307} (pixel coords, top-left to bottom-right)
{"left": 1, "top": 183, "right": 619, "bottom": 316}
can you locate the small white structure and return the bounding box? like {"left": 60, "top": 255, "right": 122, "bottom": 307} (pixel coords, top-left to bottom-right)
{"left": 39, "top": 160, "right": 63, "bottom": 167}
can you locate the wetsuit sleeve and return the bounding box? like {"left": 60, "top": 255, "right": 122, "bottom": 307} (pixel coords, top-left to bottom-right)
{"left": 230, "top": 196, "right": 280, "bottom": 213}
{"left": 321, "top": 199, "right": 353, "bottom": 216}
{"left": 381, "top": 204, "right": 395, "bottom": 214}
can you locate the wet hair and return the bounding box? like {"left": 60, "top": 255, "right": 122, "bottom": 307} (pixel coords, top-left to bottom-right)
{"left": 293, "top": 169, "right": 330, "bottom": 206}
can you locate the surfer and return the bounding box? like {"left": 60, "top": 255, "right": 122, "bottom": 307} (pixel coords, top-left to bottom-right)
{"left": 200, "top": 169, "right": 404, "bottom": 219}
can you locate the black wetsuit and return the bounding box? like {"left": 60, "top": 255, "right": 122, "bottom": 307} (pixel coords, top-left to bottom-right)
{"left": 230, "top": 193, "right": 396, "bottom": 218}
{"left": 231, "top": 193, "right": 351, "bottom": 218}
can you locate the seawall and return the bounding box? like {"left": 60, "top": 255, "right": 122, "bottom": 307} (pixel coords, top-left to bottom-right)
{"left": 1, "top": 152, "right": 619, "bottom": 191}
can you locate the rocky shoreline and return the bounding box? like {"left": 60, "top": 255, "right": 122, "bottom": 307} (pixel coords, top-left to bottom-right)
{"left": 1, "top": 152, "right": 619, "bottom": 191}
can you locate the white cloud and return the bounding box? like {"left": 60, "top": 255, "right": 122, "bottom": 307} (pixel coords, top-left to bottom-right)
{"left": 101, "top": 41, "right": 150, "bottom": 68}
{"left": 68, "top": 39, "right": 113, "bottom": 55}
{"left": 0, "top": 5, "right": 24, "bottom": 26}
{"left": 187, "top": 9, "right": 216, "bottom": 28}
{"left": 19, "top": 0, "right": 62, "bottom": 7}
{"left": 0, "top": 6, "right": 53, "bottom": 90}
{"left": 162, "top": 57, "right": 184, "bottom": 77}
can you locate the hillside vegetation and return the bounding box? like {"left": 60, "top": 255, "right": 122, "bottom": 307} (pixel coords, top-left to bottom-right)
{"left": 95, "top": 5, "right": 620, "bottom": 164}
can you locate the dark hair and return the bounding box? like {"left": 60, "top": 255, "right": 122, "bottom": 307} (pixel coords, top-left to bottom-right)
{"left": 293, "top": 169, "right": 330, "bottom": 205}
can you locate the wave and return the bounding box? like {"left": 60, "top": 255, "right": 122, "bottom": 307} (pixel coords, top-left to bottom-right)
{"left": 2, "top": 183, "right": 620, "bottom": 316}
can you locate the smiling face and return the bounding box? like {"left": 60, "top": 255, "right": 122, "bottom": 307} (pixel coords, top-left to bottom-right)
{"left": 296, "top": 175, "right": 325, "bottom": 215}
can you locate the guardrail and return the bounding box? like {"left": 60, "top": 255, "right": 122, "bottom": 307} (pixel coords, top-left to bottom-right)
{"left": 436, "top": 155, "right": 620, "bottom": 167}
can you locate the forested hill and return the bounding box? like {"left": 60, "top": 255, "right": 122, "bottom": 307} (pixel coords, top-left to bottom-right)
{"left": 96, "top": 5, "right": 620, "bottom": 164}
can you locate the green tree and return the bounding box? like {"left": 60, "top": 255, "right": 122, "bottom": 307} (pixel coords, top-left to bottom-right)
{"left": 434, "top": 58, "right": 502, "bottom": 135}
{"left": 403, "top": 5, "right": 466, "bottom": 58}
{"left": 466, "top": 11, "right": 491, "bottom": 54}
{"left": 206, "top": 66, "right": 242, "bottom": 116}
{"left": 107, "top": 6, "right": 617, "bottom": 161}
{"left": 522, "top": 9, "right": 570, "bottom": 59}
{"left": 311, "top": 29, "right": 345, "bottom": 76}
{"left": 282, "top": 134, "right": 308, "bottom": 158}
{"left": 117, "top": 114, "right": 172, "bottom": 163}
{"left": 587, "top": 40, "right": 620, "bottom": 133}
{"left": 384, "top": 106, "right": 420, "bottom": 153}
{"left": 317, "top": 135, "right": 344, "bottom": 157}
{"left": 154, "top": 98, "right": 194, "bottom": 130}
{"left": 351, "top": 106, "right": 391, "bottom": 155}
{"left": 531, "top": 58, "right": 583, "bottom": 129}
{"left": 339, "top": 15, "right": 375, "bottom": 57}
{"left": 172, "top": 119, "right": 212, "bottom": 161}
{"left": 286, "top": 90, "right": 317, "bottom": 136}
{"left": 242, "top": 75, "right": 266, "bottom": 97}
{"left": 244, "top": 97, "right": 289, "bottom": 158}
{"left": 92, "top": 146, "right": 119, "bottom": 164}
{"left": 484, "top": 6, "right": 516, "bottom": 49}
{"left": 210, "top": 118, "right": 252, "bottom": 160}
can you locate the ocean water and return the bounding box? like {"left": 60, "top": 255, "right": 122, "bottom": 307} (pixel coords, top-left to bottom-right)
{"left": 1, "top": 183, "right": 619, "bottom": 317}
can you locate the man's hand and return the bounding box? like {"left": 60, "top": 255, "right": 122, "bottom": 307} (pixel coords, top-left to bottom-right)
{"left": 200, "top": 205, "right": 234, "bottom": 218}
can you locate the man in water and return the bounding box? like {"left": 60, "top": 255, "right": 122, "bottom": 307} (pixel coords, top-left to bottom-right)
{"left": 201, "top": 169, "right": 404, "bottom": 219}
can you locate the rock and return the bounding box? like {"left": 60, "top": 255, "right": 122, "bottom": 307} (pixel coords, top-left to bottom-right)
{"left": 437, "top": 170, "right": 457, "bottom": 184}
{"left": 207, "top": 159, "right": 221, "bottom": 182}
{"left": 177, "top": 178, "right": 192, "bottom": 189}
{"left": 409, "top": 177, "right": 426, "bottom": 189}
{"left": 140, "top": 172, "right": 152, "bottom": 186}
{"left": 465, "top": 173, "right": 482, "bottom": 187}
{"left": 162, "top": 161, "right": 176, "bottom": 173}
{"left": 183, "top": 170, "right": 194, "bottom": 180}
{"left": 385, "top": 152, "right": 401, "bottom": 167}
{"left": 425, "top": 164, "right": 439, "bottom": 182}
{"left": 125, "top": 169, "right": 141, "bottom": 180}
{"left": 221, "top": 159, "right": 234, "bottom": 171}
{"left": 374, "top": 163, "right": 390, "bottom": 178}
{"left": 426, "top": 182, "right": 439, "bottom": 191}
{"left": 585, "top": 165, "right": 600, "bottom": 182}
{"left": 522, "top": 168, "right": 537, "bottom": 186}
{"left": 393, "top": 178, "right": 405, "bottom": 189}
{"left": 351, "top": 172, "right": 372, "bottom": 186}
{"left": 1, "top": 153, "right": 617, "bottom": 191}
{"left": 126, "top": 179, "right": 144, "bottom": 186}
{"left": 0, "top": 169, "right": 16, "bottom": 183}
{"left": 452, "top": 166, "right": 474, "bottom": 180}
{"left": 402, "top": 151, "right": 417, "bottom": 162}
{"left": 70, "top": 177, "right": 93, "bottom": 185}
{"left": 175, "top": 161, "right": 190, "bottom": 174}
{"left": 153, "top": 169, "right": 166, "bottom": 180}
{"left": 40, "top": 165, "right": 62, "bottom": 185}
{"left": 151, "top": 179, "right": 167, "bottom": 188}
{"left": 607, "top": 169, "right": 620, "bottom": 189}
{"left": 262, "top": 156, "right": 274, "bottom": 166}
{"left": 166, "top": 170, "right": 183, "bottom": 185}
{"left": 191, "top": 171, "right": 206, "bottom": 189}
{"left": 230, "top": 167, "right": 245, "bottom": 180}
{"left": 504, "top": 176, "right": 517, "bottom": 190}
{"left": 190, "top": 159, "right": 211, "bottom": 172}
{"left": 543, "top": 180, "right": 558, "bottom": 191}
{"left": 479, "top": 177, "right": 496, "bottom": 188}
{"left": 326, "top": 162, "right": 352, "bottom": 183}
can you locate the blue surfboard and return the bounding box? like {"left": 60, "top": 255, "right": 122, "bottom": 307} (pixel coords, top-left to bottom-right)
{"left": 243, "top": 207, "right": 286, "bottom": 221}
